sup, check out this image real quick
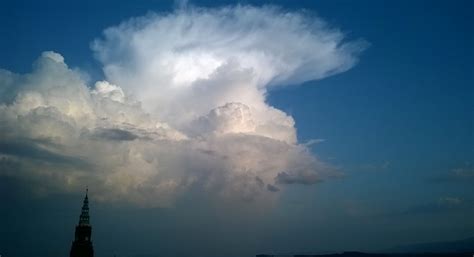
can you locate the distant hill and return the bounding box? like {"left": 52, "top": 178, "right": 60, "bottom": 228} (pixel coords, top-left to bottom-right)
{"left": 256, "top": 238, "right": 474, "bottom": 257}
{"left": 258, "top": 251, "right": 472, "bottom": 257}
{"left": 384, "top": 237, "right": 474, "bottom": 253}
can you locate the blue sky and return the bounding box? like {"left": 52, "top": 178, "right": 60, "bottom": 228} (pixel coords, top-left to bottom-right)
{"left": 0, "top": 1, "right": 472, "bottom": 257}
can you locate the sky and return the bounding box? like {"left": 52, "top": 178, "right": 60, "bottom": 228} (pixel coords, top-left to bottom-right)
{"left": 0, "top": 1, "right": 472, "bottom": 257}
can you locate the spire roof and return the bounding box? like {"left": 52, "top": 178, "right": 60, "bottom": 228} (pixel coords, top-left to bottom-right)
{"left": 78, "top": 188, "right": 90, "bottom": 226}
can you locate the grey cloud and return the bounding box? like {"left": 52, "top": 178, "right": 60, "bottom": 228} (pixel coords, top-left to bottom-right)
{"left": 275, "top": 171, "right": 323, "bottom": 185}
{"left": 255, "top": 176, "right": 264, "bottom": 188}
{"left": 0, "top": 140, "right": 90, "bottom": 169}
{"left": 93, "top": 128, "right": 139, "bottom": 141}
{"left": 266, "top": 184, "right": 280, "bottom": 192}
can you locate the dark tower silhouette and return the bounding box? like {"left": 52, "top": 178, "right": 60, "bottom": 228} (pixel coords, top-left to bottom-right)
{"left": 70, "top": 189, "right": 94, "bottom": 257}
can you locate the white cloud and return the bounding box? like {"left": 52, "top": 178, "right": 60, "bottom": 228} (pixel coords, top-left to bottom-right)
{"left": 0, "top": 4, "right": 365, "bottom": 207}
{"left": 92, "top": 81, "right": 126, "bottom": 103}
{"left": 42, "top": 51, "right": 65, "bottom": 63}
{"left": 92, "top": 5, "right": 367, "bottom": 129}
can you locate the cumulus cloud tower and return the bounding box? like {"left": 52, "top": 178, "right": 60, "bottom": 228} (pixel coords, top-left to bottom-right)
{"left": 0, "top": 5, "right": 365, "bottom": 207}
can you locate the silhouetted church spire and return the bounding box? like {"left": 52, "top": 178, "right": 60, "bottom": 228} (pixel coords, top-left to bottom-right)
{"left": 79, "top": 188, "right": 90, "bottom": 226}
{"left": 70, "top": 188, "right": 94, "bottom": 257}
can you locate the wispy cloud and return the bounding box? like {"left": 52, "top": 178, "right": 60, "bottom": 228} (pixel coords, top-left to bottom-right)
{"left": 430, "top": 164, "right": 474, "bottom": 184}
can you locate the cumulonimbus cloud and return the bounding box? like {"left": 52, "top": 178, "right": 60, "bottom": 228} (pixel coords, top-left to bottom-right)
{"left": 0, "top": 5, "right": 365, "bottom": 207}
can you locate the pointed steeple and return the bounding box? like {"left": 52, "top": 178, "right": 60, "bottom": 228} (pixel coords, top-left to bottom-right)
{"left": 70, "top": 187, "right": 94, "bottom": 257}
{"left": 78, "top": 188, "right": 90, "bottom": 226}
